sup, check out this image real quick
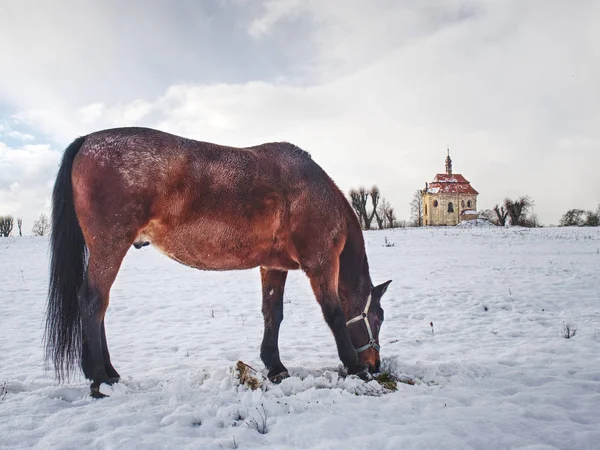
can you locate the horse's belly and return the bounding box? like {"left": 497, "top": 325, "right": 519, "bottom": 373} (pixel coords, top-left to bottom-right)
{"left": 159, "top": 245, "right": 264, "bottom": 271}
{"left": 139, "top": 221, "right": 297, "bottom": 271}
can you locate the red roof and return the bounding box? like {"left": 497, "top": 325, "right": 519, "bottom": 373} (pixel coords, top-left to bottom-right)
{"left": 427, "top": 173, "right": 479, "bottom": 195}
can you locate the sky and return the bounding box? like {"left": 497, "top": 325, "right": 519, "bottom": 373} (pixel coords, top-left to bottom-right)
{"left": 1, "top": 0, "right": 599, "bottom": 230}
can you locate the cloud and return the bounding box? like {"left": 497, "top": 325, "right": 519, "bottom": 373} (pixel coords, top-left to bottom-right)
{"left": 0, "top": 0, "right": 303, "bottom": 112}
{"left": 5, "top": 131, "right": 35, "bottom": 141}
{"left": 0, "top": 125, "right": 35, "bottom": 142}
{"left": 249, "top": 0, "right": 302, "bottom": 39}
{"left": 79, "top": 103, "right": 106, "bottom": 125}
{"left": 0, "top": 141, "right": 60, "bottom": 232}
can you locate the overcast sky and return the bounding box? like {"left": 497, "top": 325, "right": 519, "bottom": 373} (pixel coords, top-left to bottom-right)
{"left": 1, "top": 0, "right": 599, "bottom": 231}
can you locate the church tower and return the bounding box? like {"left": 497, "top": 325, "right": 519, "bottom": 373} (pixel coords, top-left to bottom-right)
{"left": 445, "top": 149, "right": 452, "bottom": 176}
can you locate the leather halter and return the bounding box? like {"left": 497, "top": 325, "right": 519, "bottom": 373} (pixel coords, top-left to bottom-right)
{"left": 346, "top": 294, "right": 380, "bottom": 353}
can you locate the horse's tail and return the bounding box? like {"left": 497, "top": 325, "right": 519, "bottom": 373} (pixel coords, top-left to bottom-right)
{"left": 45, "top": 135, "right": 88, "bottom": 381}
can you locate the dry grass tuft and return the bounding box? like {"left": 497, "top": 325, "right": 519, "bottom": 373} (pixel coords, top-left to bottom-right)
{"left": 234, "top": 361, "right": 262, "bottom": 390}
{"left": 373, "top": 372, "right": 399, "bottom": 391}
{"left": 373, "top": 372, "right": 417, "bottom": 391}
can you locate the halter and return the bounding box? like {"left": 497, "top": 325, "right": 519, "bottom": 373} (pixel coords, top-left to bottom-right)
{"left": 346, "top": 294, "right": 380, "bottom": 353}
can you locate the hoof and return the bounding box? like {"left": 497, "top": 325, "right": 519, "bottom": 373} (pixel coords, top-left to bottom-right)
{"left": 90, "top": 384, "right": 108, "bottom": 399}
{"left": 268, "top": 371, "right": 290, "bottom": 384}
{"left": 89, "top": 377, "right": 120, "bottom": 398}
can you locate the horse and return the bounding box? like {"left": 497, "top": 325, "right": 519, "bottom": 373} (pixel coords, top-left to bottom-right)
{"left": 45, "top": 127, "right": 391, "bottom": 397}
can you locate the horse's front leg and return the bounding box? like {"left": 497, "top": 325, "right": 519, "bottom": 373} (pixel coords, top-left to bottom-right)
{"left": 259, "top": 267, "right": 289, "bottom": 382}
{"left": 306, "top": 261, "right": 368, "bottom": 378}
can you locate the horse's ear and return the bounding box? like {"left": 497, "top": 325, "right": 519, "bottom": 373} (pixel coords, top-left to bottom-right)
{"left": 372, "top": 280, "right": 392, "bottom": 299}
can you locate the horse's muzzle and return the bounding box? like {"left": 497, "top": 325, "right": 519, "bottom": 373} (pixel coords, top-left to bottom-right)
{"left": 360, "top": 347, "right": 380, "bottom": 373}
{"left": 370, "top": 359, "right": 381, "bottom": 373}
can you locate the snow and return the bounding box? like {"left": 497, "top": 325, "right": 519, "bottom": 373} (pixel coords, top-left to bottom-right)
{"left": 1, "top": 227, "right": 600, "bottom": 449}
{"left": 456, "top": 218, "right": 496, "bottom": 228}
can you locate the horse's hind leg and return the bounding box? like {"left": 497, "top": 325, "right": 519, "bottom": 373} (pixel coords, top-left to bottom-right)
{"left": 260, "top": 268, "right": 289, "bottom": 382}
{"left": 101, "top": 319, "right": 119, "bottom": 379}
{"left": 79, "top": 245, "right": 128, "bottom": 397}
{"left": 305, "top": 259, "right": 367, "bottom": 377}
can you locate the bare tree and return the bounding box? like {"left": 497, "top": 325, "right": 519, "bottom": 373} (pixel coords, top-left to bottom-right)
{"left": 410, "top": 190, "right": 423, "bottom": 227}
{"left": 523, "top": 212, "right": 542, "bottom": 228}
{"left": 505, "top": 196, "right": 533, "bottom": 226}
{"left": 349, "top": 187, "right": 368, "bottom": 229}
{"left": 385, "top": 208, "right": 397, "bottom": 229}
{"left": 378, "top": 198, "right": 397, "bottom": 229}
{"left": 560, "top": 208, "right": 599, "bottom": 227}
{"left": 348, "top": 186, "right": 380, "bottom": 230}
{"left": 589, "top": 203, "right": 600, "bottom": 226}
{"left": 559, "top": 209, "right": 586, "bottom": 227}
{"left": 372, "top": 190, "right": 390, "bottom": 230}
{"left": 369, "top": 186, "right": 381, "bottom": 229}
{"left": 32, "top": 213, "right": 51, "bottom": 236}
{"left": 493, "top": 204, "right": 509, "bottom": 226}
{"left": 584, "top": 211, "right": 599, "bottom": 226}
{"left": 17, "top": 218, "right": 23, "bottom": 236}
{"left": 0, "top": 216, "right": 14, "bottom": 237}
{"left": 374, "top": 209, "right": 384, "bottom": 229}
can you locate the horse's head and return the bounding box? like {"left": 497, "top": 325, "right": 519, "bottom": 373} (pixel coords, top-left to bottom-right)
{"left": 346, "top": 280, "right": 392, "bottom": 374}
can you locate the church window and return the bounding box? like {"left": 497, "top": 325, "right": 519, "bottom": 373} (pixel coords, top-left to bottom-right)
{"left": 433, "top": 200, "right": 438, "bottom": 207}
{"left": 467, "top": 200, "right": 472, "bottom": 208}
{"left": 448, "top": 202, "right": 454, "bottom": 213}
{"left": 461, "top": 200, "right": 465, "bottom": 208}
{"left": 425, "top": 204, "right": 428, "bottom": 215}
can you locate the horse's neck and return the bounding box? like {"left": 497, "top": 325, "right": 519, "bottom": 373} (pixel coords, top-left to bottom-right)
{"left": 339, "top": 246, "right": 372, "bottom": 317}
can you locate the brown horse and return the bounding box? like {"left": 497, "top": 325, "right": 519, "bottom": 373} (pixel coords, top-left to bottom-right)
{"left": 45, "top": 127, "right": 391, "bottom": 397}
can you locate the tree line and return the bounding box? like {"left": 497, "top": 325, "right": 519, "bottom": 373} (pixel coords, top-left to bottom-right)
{"left": 0, "top": 214, "right": 51, "bottom": 237}
{"left": 479, "top": 198, "right": 600, "bottom": 227}
{"left": 478, "top": 196, "right": 540, "bottom": 227}
{"left": 558, "top": 205, "right": 600, "bottom": 227}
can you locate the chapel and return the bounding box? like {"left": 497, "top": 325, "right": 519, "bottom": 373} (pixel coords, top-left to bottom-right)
{"left": 422, "top": 150, "right": 479, "bottom": 226}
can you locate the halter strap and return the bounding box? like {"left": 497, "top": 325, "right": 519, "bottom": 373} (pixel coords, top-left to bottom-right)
{"left": 346, "top": 294, "right": 380, "bottom": 353}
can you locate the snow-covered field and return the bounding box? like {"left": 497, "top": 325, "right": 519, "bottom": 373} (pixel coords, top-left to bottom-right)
{"left": 1, "top": 227, "right": 599, "bottom": 450}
